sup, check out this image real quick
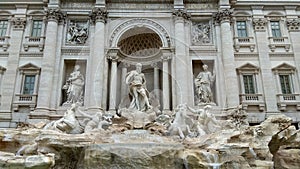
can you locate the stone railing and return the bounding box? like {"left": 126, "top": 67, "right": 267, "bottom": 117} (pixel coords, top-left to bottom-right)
{"left": 277, "top": 94, "right": 300, "bottom": 111}
{"left": 12, "top": 94, "right": 37, "bottom": 111}
{"left": 0, "top": 36, "right": 10, "bottom": 51}
{"left": 233, "top": 36, "right": 255, "bottom": 52}
{"left": 239, "top": 94, "right": 265, "bottom": 111}
{"left": 268, "top": 36, "right": 290, "bottom": 52}
{"left": 23, "top": 36, "right": 45, "bottom": 52}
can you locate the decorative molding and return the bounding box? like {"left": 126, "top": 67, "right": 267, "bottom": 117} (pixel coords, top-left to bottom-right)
{"left": 0, "top": 53, "right": 9, "bottom": 57}
{"left": 286, "top": 19, "right": 300, "bottom": 31}
{"left": 151, "top": 62, "right": 159, "bottom": 68}
{"left": 213, "top": 9, "right": 233, "bottom": 23}
{"left": 45, "top": 8, "right": 66, "bottom": 23}
{"left": 172, "top": 9, "right": 191, "bottom": 21}
{"left": 252, "top": 18, "right": 267, "bottom": 31}
{"left": 234, "top": 53, "right": 259, "bottom": 58}
{"left": 106, "top": 48, "right": 119, "bottom": 62}
{"left": 11, "top": 17, "right": 26, "bottom": 30}
{"left": 269, "top": 53, "right": 294, "bottom": 58}
{"left": 89, "top": 7, "right": 108, "bottom": 23}
{"left": 61, "top": 47, "right": 90, "bottom": 55}
{"left": 161, "top": 54, "right": 172, "bottom": 61}
{"left": 19, "top": 52, "right": 43, "bottom": 57}
{"left": 106, "top": 47, "right": 170, "bottom": 65}
{"left": 109, "top": 18, "right": 171, "bottom": 48}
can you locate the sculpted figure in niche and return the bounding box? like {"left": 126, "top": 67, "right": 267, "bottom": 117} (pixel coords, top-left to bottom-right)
{"left": 63, "top": 65, "right": 85, "bottom": 106}
{"left": 125, "top": 63, "right": 152, "bottom": 112}
{"left": 195, "top": 64, "right": 215, "bottom": 105}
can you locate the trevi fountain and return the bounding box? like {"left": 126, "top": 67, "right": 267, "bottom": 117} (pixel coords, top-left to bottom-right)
{"left": 0, "top": 63, "right": 300, "bottom": 169}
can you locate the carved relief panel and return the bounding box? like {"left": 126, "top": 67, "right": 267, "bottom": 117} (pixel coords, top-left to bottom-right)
{"left": 191, "top": 21, "right": 211, "bottom": 45}
{"left": 66, "top": 20, "right": 89, "bottom": 45}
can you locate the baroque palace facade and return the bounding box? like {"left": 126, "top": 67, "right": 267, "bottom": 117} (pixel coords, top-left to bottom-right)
{"left": 0, "top": 0, "right": 300, "bottom": 127}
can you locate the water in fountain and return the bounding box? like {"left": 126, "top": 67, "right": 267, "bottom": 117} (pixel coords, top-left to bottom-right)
{"left": 203, "top": 151, "right": 222, "bottom": 169}
{"left": 249, "top": 147, "right": 257, "bottom": 159}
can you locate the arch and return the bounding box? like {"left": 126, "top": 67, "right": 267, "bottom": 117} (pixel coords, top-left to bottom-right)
{"left": 0, "top": 11, "right": 12, "bottom": 16}
{"left": 266, "top": 11, "right": 284, "bottom": 16}
{"left": 233, "top": 11, "right": 251, "bottom": 16}
{"left": 109, "top": 18, "right": 171, "bottom": 48}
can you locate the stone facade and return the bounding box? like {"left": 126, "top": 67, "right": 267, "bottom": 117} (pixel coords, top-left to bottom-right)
{"left": 0, "top": 0, "right": 300, "bottom": 127}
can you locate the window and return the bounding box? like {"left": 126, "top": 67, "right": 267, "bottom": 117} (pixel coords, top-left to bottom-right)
{"left": 271, "top": 21, "right": 281, "bottom": 37}
{"left": 0, "top": 20, "right": 8, "bottom": 37}
{"left": 237, "top": 21, "right": 247, "bottom": 37}
{"left": 31, "top": 20, "right": 43, "bottom": 37}
{"left": 23, "top": 75, "right": 35, "bottom": 94}
{"left": 279, "top": 74, "right": 292, "bottom": 94}
{"left": 243, "top": 75, "right": 255, "bottom": 94}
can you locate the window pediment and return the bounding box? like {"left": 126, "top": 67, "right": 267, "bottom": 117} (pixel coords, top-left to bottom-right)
{"left": 272, "top": 63, "right": 295, "bottom": 72}
{"left": 18, "top": 63, "right": 40, "bottom": 73}
{"left": 236, "top": 63, "right": 259, "bottom": 74}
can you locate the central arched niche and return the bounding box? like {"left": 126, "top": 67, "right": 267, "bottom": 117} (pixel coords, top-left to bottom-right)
{"left": 117, "top": 27, "right": 163, "bottom": 57}
{"left": 112, "top": 27, "right": 164, "bottom": 110}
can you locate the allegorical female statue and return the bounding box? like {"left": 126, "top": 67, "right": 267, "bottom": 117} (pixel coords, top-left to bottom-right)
{"left": 63, "top": 65, "right": 85, "bottom": 106}
{"left": 125, "top": 63, "right": 152, "bottom": 112}
{"left": 194, "top": 64, "right": 215, "bottom": 105}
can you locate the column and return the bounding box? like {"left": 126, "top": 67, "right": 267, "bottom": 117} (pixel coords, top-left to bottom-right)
{"left": 173, "top": 9, "right": 190, "bottom": 105}
{"left": 161, "top": 54, "right": 171, "bottom": 111}
{"left": 33, "top": 73, "right": 39, "bottom": 95}
{"left": 214, "top": 9, "right": 239, "bottom": 107}
{"left": 252, "top": 14, "right": 278, "bottom": 112}
{"left": 0, "top": 16, "right": 26, "bottom": 120}
{"left": 120, "top": 63, "right": 130, "bottom": 100}
{"left": 35, "top": 8, "right": 65, "bottom": 113}
{"left": 151, "top": 62, "right": 160, "bottom": 100}
{"left": 107, "top": 55, "right": 118, "bottom": 111}
{"left": 88, "top": 8, "right": 108, "bottom": 111}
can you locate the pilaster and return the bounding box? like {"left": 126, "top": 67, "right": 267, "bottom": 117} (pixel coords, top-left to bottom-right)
{"left": 214, "top": 9, "right": 239, "bottom": 107}
{"left": 35, "top": 8, "right": 65, "bottom": 114}
{"left": 287, "top": 19, "right": 300, "bottom": 99}
{"left": 0, "top": 15, "right": 26, "bottom": 120}
{"left": 172, "top": 9, "right": 191, "bottom": 105}
{"left": 252, "top": 13, "right": 278, "bottom": 112}
{"left": 87, "top": 7, "right": 108, "bottom": 111}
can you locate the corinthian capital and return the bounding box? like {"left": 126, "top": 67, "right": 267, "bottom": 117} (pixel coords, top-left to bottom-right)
{"left": 172, "top": 9, "right": 191, "bottom": 21}
{"left": 213, "top": 9, "right": 233, "bottom": 23}
{"left": 45, "top": 8, "right": 66, "bottom": 23}
{"left": 90, "top": 8, "right": 108, "bottom": 23}
{"left": 11, "top": 17, "right": 26, "bottom": 30}
{"left": 286, "top": 18, "right": 300, "bottom": 31}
